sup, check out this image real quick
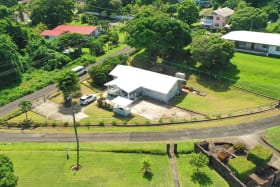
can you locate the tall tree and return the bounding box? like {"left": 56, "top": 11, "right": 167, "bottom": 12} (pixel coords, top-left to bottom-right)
{"left": 0, "top": 5, "right": 10, "bottom": 19}
{"left": 57, "top": 71, "right": 80, "bottom": 104}
{"left": 191, "top": 35, "right": 234, "bottom": 69}
{"left": 31, "top": 0, "right": 74, "bottom": 28}
{"left": 0, "top": 18, "right": 29, "bottom": 49}
{"left": 0, "top": 34, "right": 21, "bottom": 87}
{"left": 230, "top": 7, "right": 268, "bottom": 31}
{"left": 0, "top": 154, "right": 18, "bottom": 187}
{"left": 177, "top": 0, "right": 199, "bottom": 25}
{"left": 0, "top": 0, "right": 17, "bottom": 7}
{"left": 124, "top": 8, "right": 191, "bottom": 57}
{"left": 18, "top": 100, "right": 32, "bottom": 121}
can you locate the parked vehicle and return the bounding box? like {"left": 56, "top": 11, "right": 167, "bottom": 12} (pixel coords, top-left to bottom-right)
{"left": 71, "top": 66, "right": 87, "bottom": 76}
{"left": 80, "top": 94, "right": 96, "bottom": 105}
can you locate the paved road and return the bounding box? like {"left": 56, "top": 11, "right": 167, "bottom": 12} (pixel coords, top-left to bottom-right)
{"left": 0, "top": 114, "right": 279, "bottom": 142}
{"left": 0, "top": 46, "right": 134, "bottom": 117}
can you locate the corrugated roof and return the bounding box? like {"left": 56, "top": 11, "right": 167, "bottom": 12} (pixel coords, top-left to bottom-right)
{"left": 41, "top": 30, "right": 66, "bottom": 37}
{"left": 214, "top": 7, "right": 234, "bottom": 17}
{"left": 41, "top": 25, "right": 97, "bottom": 37}
{"left": 105, "top": 65, "right": 184, "bottom": 94}
{"left": 222, "top": 31, "right": 280, "bottom": 46}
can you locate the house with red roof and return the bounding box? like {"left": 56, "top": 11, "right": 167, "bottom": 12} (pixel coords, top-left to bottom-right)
{"left": 41, "top": 25, "right": 100, "bottom": 40}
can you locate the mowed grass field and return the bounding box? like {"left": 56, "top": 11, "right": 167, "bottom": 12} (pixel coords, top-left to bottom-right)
{"left": 0, "top": 142, "right": 228, "bottom": 187}
{"left": 172, "top": 75, "right": 274, "bottom": 115}
{"left": 263, "top": 126, "right": 280, "bottom": 150}
{"left": 228, "top": 52, "right": 280, "bottom": 99}
{"left": 177, "top": 155, "right": 229, "bottom": 187}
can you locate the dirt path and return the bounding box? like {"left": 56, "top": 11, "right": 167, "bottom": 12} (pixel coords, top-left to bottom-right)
{"left": 169, "top": 144, "right": 180, "bottom": 187}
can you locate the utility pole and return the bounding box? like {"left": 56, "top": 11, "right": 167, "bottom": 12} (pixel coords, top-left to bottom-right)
{"left": 70, "top": 94, "right": 80, "bottom": 169}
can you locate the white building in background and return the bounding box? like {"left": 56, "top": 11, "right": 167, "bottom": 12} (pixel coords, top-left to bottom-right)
{"left": 222, "top": 31, "right": 280, "bottom": 57}
{"left": 105, "top": 65, "right": 185, "bottom": 104}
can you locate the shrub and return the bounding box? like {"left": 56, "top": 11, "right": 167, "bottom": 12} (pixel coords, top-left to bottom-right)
{"left": 112, "top": 120, "right": 117, "bottom": 126}
{"left": 158, "top": 118, "right": 163, "bottom": 124}
{"left": 63, "top": 121, "right": 69, "bottom": 127}
{"left": 98, "top": 121, "right": 104, "bottom": 126}
{"left": 233, "top": 142, "right": 246, "bottom": 154}
{"left": 247, "top": 145, "right": 273, "bottom": 167}
{"left": 51, "top": 122, "right": 57, "bottom": 128}
{"left": 145, "top": 120, "right": 150, "bottom": 125}
{"left": 228, "top": 156, "right": 256, "bottom": 181}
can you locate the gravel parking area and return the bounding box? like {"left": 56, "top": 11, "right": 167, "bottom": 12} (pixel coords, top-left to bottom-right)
{"left": 131, "top": 99, "right": 202, "bottom": 121}
{"left": 32, "top": 101, "right": 88, "bottom": 121}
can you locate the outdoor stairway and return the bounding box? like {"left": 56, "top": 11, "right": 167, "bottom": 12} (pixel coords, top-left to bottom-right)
{"left": 169, "top": 144, "right": 180, "bottom": 187}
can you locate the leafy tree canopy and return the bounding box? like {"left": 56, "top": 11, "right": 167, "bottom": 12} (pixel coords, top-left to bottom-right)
{"left": 0, "top": 0, "right": 17, "bottom": 7}
{"left": 30, "top": 0, "right": 74, "bottom": 28}
{"left": 0, "top": 34, "right": 22, "bottom": 87}
{"left": 189, "top": 153, "right": 209, "bottom": 172}
{"left": 57, "top": 71, "right": 80, "bottom": 103}
{"left": 0, "top": 5, "right": 11, "bottom": 19}
{"left": 230, "top": 7, "right": 268, "bottom": 31}
{"left": 177, "top": 0, "right": 199, "bottom": 25}
{"left": 0, "top": 154, "right": 18, "bottom": 187}
{"left": 124, "top": 8, "right": 191, "bottom": 57}
{"left": 0, "top": 18, "right": 29, "bottom": 49}
{"left": 191, "top": 35, "right": 235, "bottom": 69}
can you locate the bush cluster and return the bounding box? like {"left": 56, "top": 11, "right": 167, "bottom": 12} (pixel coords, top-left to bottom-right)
{"left": 228, "top": 156, "right": 256, "bottom": 181}
{"left": 97, "top": 98, "right": 113, "bottom": 111}
{"left": 247, "top": 145, "right": 273, "bottom": 167}
{"left": 89, "top": 54, "right": 128, "bottom": 86}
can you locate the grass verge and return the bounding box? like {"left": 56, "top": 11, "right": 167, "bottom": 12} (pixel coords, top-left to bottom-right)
{"left": 263, "top": 126, "right": 280, "bottom": 150}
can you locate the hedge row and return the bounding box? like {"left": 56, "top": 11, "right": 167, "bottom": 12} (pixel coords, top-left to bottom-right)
{"left": 228, "top": 156, "right": 256, "bottom": 181}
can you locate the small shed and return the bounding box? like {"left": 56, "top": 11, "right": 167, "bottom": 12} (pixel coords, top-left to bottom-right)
{"left": 111, "top": 96, "right": 133, "bottom": 117}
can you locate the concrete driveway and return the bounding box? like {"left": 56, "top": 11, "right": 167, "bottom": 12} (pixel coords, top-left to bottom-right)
{"left": 130, "top": 99, "right": 203, "bottom": 121}
{"left": 32, "top": 101, "right": 88, "bottom": 121}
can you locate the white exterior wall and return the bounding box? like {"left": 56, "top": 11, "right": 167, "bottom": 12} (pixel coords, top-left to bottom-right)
{"left": 268, "top": 46, "right": 280, "bottom": 56}
{"left": 142, "top": 88, "right": 169, "bottom": 103}
{"left": 142, "top": 81, "right": 179, "bottom": 103}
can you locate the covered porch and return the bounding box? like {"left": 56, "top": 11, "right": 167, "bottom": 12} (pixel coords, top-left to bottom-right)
{"left": 105, "top": 79, "right": 143, "bottom": 101}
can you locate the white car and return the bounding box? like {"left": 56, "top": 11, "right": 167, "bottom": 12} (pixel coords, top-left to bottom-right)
{"left": 80, "top": 94, "right": 96, "bottom": 105}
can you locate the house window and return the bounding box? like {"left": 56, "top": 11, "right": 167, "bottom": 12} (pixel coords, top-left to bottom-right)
{"left": 216, "top": 16, "right": 220, "bottom": 20}
{"left": 215, "top": 23, "right": 220, "bottom": 27}
{"left": 262, "top": 44, "right": 268, "bottom": 49}
{"left": 276, "top": 46, "right": 280, "bottom": 51}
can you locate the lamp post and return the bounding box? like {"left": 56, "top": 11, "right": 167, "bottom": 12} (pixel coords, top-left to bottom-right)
{"left": 70, "top": 94, "right": 80, "bottom": 169}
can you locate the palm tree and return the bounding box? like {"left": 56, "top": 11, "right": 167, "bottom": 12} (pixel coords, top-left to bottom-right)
{"left": 18, "top": 100, "right": 32, "bottom": 121}
{"left": 57, "top": 71, "right": 80, "bottom": 105}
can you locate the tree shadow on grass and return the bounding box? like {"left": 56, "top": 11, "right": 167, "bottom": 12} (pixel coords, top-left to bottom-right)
{"left": 143, "top": 172, "right": 153, "bottom": 181}
{"left": 196, "top": 63, "right": 240, "bottom": 92}
{"left": 191, "top": 171, "right": 213, "bottom": 186}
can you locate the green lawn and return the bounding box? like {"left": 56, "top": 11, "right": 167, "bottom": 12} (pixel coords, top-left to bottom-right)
{"left": 3, "top": 151, "right": 172, "bottom": 187}
{"left": 227, "top": 52, "right": 280, "bottom": 99}
{"left": 80, "top": 103, "right": 147, "bottom": 125}
{"left": 7, "top": 111, "right": 49, "bottom": 124}
{"left": 263, "top": 126, "right": 280, "bottom": 150}
{"left": 172, "top": 75, "right": 274, "bottom": 115}
{"left": 177, "top": 155, "right": 229, "bottom": 187}
{"left": 0, "top": 142, "right": 177, "bottom": 187}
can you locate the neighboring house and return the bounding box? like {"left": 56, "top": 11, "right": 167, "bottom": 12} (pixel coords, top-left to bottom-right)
{"left": 194, "top": 0, "right": 211, "bottom": 7}
{"left": 41, "top": 25, "right": 100, "bottom": 40}
{"left": 222, "top": 31, "right": 280, "bottom": 57}
{"left": 104, "top": 65, "right": 185, "bottom": 104}
{"left": 200, "top": 7, "right": 234, "bottom": 30}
